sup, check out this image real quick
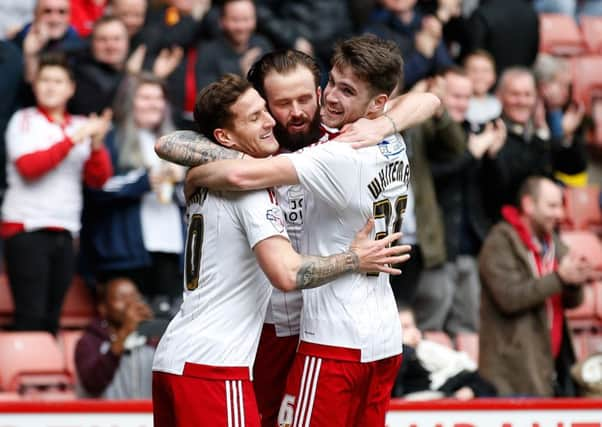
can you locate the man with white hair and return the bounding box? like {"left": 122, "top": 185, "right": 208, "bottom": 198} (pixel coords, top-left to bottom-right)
{"left": 479, "top": 67, "right": 587, "bottom": 223}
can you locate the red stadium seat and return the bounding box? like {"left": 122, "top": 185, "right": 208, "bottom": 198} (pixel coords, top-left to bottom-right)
{"left": 0, "top": 332, "right": 72, "bottom": 393}
{"left": 455, "top": 333, "right": 479, "bottom": 364}
{"left": 539, "top": 13, "right": 585, "bottom": 55}
{"left": 0, "top": 274, "right": 14, "bottom": 327}
{"left": 560, "top": 230, "right": 602, "bottom": 271}
{"left": 58, "top": 330, "right": 84, "bottom": 381}
{"left": 423, "top": 331, "right": 454, "bottom": 349}
{"left": 563, "top": 185, "right": 602, "bottom": 231}
{"left": 60, "top": 276, "right": 96, "bottom": 328}
{"left": 570, "top": 55, "right": 602, "bottom": 113}
{"left": 581, "top": 16, "right": 602, "bottom": 54}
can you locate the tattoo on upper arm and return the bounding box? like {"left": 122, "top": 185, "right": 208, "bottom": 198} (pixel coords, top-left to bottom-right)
{"left": 155, "top": 130, "right": 243, "bottom": 166}
{"left": 295, "top": 251, "right": 360, "bottom": 290}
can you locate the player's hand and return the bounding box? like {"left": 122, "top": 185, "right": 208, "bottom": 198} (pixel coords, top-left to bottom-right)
{"left": 350, "top": 218, "right": 411, "bottom": 275}
{"left": 335, "top": 117, "right": 385, "bottom": 148}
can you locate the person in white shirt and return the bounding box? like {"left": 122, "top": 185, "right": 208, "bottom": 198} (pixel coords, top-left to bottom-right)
{"left": 151, "top": 73, "right": 408, "bottom": 427}
{"left": 171, "top": 35, "right": 423, "bottom": 427}
{"left": 2, "top": 52, "right": 112, "bottom": 334}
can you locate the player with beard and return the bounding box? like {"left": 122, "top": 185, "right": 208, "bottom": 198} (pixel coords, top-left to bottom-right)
{"left": 155, "top": 45, "right": 439, "bottom": 427}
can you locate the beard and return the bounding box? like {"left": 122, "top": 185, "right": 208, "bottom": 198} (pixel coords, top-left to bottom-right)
{"left": 273, "top": 111, "right": 322, "bottom": 152}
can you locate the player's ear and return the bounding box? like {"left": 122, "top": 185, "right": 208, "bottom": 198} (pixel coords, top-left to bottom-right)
{"left": 316, "top": 86, "right": 322, "bottom": 107}
{"left": 214, "top": 128, "right": 235, "bottom": 148}
{"left": 368, "top": 93, "right": 388, "bottom": 116}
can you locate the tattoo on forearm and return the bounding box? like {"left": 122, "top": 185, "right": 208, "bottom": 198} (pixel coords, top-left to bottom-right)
{"left": 155, "top": 130, "right": 243, "bottom": 166}
{"left": 295, "top": 251, "right": 360, "bottom": 290}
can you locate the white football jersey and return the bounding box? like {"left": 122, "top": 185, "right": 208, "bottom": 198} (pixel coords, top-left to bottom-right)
{"left": 285, "top": 133, "right": 409, "bottom": 362}
{"left": 152, "top": 188, "right": 289, "bottom": 376}
{"left": 264, "top": 127, "right": 338, "bottom": 337}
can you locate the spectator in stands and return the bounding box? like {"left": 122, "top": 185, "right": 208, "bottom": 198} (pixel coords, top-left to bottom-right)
{"left": 423, "top": 68, "right": 506, "bottom": 336}
{"left": 70, "top": 0, "right": 108, "bottom": 37}
{"left": 480, "top": 68, "right": 587, "bottom": 223}
{"left": 465, "top": 0, "right": 539, "bottom": 75}
{"left": 80, "top": 72, "right": 186, "bottom": 307}
{"left": 70, "top": 15, "right": 129, "bottom": 115}
{"left": 479, "top": 176, "right": 600, "bottom": 396}
{"left": 464, "top": 49, "right": 502, "bottom": 130}
{"left": 1, "top": 53, "right": 112, "bottom": 334}
{"left": 143, "top": 0, "right": 218, "bottom": 129}
{"left": 75, "top": 276, "right": 155, "bottom": 399}
{"left": 12, "top": 0, "right": 84, "bottom": 83}
{"left": 0, "top": 41, "right": 24, "bottom": 203}
{"left": 194, "top": 0, "right": 273, "bottom": 92}
{"left": 534, "top": 54, "right": 588, "bottom": 187}
{"left": 108, "top": 0, "right": 147, "bottom": 42}
{"left": 393, "top": 77, "right": 464, "bottom": 313}
{"left": 255, "top": 0, "right": 353, "bottom": 76}
{"left": 392, "top": 305, "right": 497, "bottom": 399}
{"left": 364, "top": 0, "right": 454, "bottom": 89}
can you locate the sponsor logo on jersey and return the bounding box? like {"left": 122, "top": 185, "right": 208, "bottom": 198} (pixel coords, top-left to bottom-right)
{"left": 266, "top": 208, "right": 285, "bottom": 233}
{"left": 377, "top": 137, "right": 405, "bottom": 158}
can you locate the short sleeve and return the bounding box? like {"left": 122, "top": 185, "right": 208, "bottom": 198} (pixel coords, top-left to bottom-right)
{"left": 285, "top": 142, "right": 359, "bottom": 210}
{"left": 233, "top": 188, "right": 289, "bottom": 249}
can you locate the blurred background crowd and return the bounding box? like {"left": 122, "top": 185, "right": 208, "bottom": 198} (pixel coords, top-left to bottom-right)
{"left": 0, "top": 0, "right": 601, "bottom": 402}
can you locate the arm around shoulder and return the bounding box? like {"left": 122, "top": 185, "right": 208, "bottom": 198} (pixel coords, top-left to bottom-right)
{"left": 187, "top": 156, "right": 299, "bottom": 191}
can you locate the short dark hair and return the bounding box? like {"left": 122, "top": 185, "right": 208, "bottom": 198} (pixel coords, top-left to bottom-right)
{"left": 91, "top": 14, "right": 127, "bottom": 39}
{"left": 247, "top": 49, "right": 321, "bottom": 99}
{"left": 37, "top": 51, "right": 74, "bottom": 81}
{"left": 441, "top": 65, "right": 469, "bottom": 79}
{"left": 331, "top": 34, "right": 403, "bottom": 97}
{"left": 220, "top": 0, "right": 254, "bottom": 16}
{"left": 517, "top": 175, "right": 552, "bottom": 209}
{"left": 464, "top": 49, "right": 497, "bottom": 70}
{"left": 193, "top": 73, "right": 252, "bottom": 142}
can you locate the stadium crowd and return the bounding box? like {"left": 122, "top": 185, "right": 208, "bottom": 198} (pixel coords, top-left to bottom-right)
{"left": 0, "top": 0, "right": 602, "bottom": 410}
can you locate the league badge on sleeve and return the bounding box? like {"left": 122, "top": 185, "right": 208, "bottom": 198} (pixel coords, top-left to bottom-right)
{"left": 266, "top": 208, "right": 286, "bottom": 233}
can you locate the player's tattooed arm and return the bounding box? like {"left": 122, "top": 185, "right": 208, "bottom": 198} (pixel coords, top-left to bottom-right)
{"left": 154, "top": 130, "right": 244, "bottom": 166}
{"left": 295, "top": 251, "right": 360, "bottom": 289}
{"left": 255, "top": 218, "right": 411, "bottom": 292}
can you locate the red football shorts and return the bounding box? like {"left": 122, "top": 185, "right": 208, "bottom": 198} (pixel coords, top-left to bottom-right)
{"left": 253, "top": 323, "right": 299, "bottom": 427}
{"left": 153, "top": 363, "right": 260, "bottom": 427}
{"left": 278, "top": 342, "right": 402, "bottom": 427}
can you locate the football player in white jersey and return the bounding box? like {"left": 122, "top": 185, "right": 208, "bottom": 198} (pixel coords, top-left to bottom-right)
{"left": 151, "top": 73, "right": 409, "bottom": 427}
{"left": 160, "top": 35, "right": 427, "bottom": 426}
{"left": 155, "top": 49, "right": 439, "bottom": 427}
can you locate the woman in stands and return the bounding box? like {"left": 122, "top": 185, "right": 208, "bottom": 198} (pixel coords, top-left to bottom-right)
{"left": 80, "top": 72, "right": 185, "bottom": 312}
{"left": 1, "top": 52, "right": 112, "bottom": 334}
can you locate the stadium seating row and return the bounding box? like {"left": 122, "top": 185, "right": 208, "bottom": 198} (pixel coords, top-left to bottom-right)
{"left": 539, "top": 14, "right": 602, "bottom": 56}
{"left": 0, "top": 330, "right": 82, "bottom": 398}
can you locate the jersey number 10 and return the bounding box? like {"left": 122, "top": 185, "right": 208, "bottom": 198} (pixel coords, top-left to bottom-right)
{"left": 185, "top": 214, "right": 204, "bottom": 291}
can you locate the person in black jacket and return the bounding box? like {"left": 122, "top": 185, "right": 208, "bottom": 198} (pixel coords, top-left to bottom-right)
{"left": 255, "top": 0, "right": 353, "bottom": 76}
{"left": 465, "top": 0, "right": 539, "bottom": 75}
{"left": 480, "top": 67, "right": 587, "bottom": 224}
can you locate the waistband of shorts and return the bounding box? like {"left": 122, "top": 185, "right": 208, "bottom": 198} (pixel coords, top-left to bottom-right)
{"left": 298, "top": 341, "right": 362, "bottom": 362}
{"left": 182, "top": 362, "right": 252, "bottom": 380}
